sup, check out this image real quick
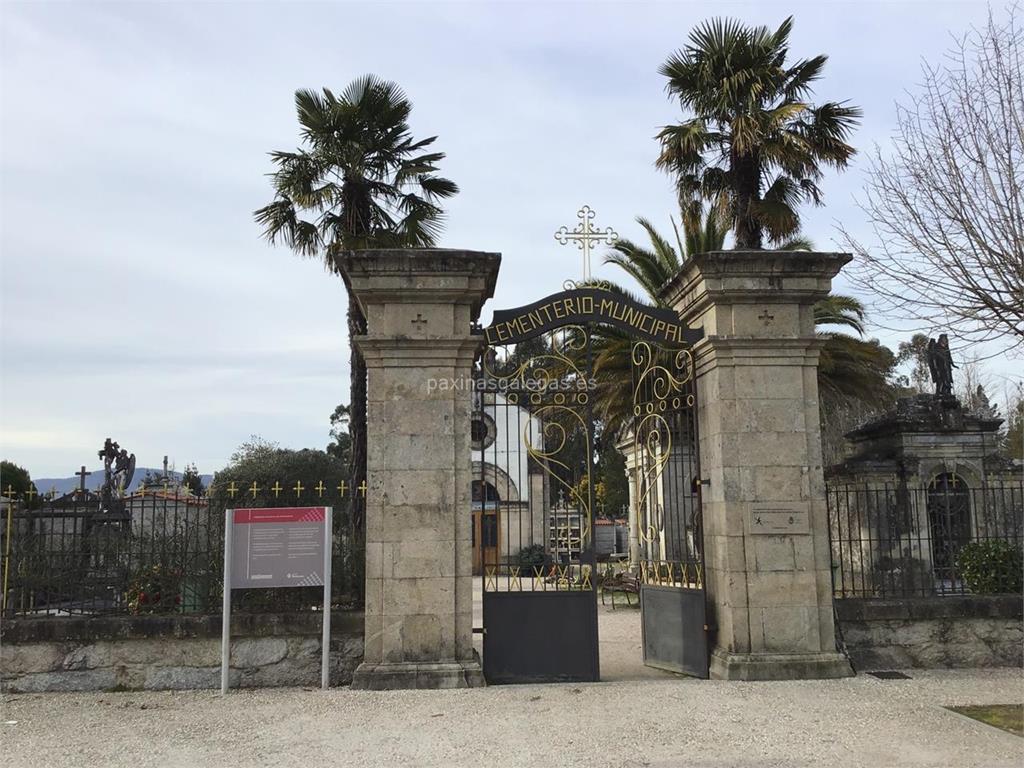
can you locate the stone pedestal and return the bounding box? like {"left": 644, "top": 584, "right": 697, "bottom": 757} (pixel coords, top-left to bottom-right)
{"left": 340, "top": 249, "right": 500, "bottom": 690}
{"left": 661, "top": 251, "right": 854, "bottom": 680}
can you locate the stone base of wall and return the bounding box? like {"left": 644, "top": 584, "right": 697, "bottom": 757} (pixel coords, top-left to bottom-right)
{"left": 1, "top": 612, "right": 364, "bottom": 693}
{"left": 835, "top": 596, "right": 1023, "bottom": 669}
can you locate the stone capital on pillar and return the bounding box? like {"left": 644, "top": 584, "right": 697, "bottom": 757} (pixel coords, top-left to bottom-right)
{"left": 340, "top": 249, "right": 500, "bottom": 689}
{"left": 661, "top": 250, "right": 854, "bottom": 680}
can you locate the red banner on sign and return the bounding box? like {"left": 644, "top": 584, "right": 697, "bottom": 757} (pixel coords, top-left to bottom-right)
{"left": 233, "top": 507, "right": 326, "bottom": 524}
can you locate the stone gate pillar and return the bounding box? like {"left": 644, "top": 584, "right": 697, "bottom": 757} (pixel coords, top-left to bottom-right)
{"left": 661, "top": 251, "right": 853, "bottom": 680}
{"left": 340, "top": 248, "right": 500, "bottom": 689}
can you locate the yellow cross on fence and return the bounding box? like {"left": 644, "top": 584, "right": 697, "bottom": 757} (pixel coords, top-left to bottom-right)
{"left": 337, "top": 481, "right": 348, "bottom": 497}
{"left": 293, "top": 481, "right": 304, "bottom": 498}
{"left": 24, "top": 486, "right": 37, "bottom": 501}
{"left": 314, "top": 481, "right": 326, "bottom": 498}
{"left": 227, "top": 481, "right": 238, "bottom": 499}
{"left": 271, "top": 481, "right": 283, "bottom": 498}
{"left": 358, "top": 480, "right": 367, "bottom": 498}
{"left": 249, "top": 482, "right": 260, "bottom": 499}
{"left": 3, "top": 485, "right": 13, "bottom": 500}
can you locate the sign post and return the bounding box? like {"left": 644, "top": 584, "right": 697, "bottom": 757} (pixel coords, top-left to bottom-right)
{"left": 221, "top": 508, "right": 233, "bottom": 694}
{"left": 220, "top": 506, "right": 333, "bottom": 694}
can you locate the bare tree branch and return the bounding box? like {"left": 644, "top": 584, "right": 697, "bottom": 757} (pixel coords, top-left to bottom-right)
{"left": 840, "top": 5, "right": 1024, "bottom": 355}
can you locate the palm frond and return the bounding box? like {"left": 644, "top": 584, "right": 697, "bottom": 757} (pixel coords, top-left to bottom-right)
{"left": 658, "top": 15, "right": 860, "bottom": 248}
{"left": 814, "top": 294, "right": 866, "bottom": 335}
{"left": 256, "top": 75, "right": 458, "bottom": 259}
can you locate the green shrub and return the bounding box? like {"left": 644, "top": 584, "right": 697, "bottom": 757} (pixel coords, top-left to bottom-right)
{"left": 516, "top": 544, "right": 546, "bottom": 575}
{"left": 955, "top": 541, "right": 1023, "bottom": 594}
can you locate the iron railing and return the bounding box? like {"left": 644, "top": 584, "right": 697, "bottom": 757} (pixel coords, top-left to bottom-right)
{"left": 1, "top": 485, "right": 360, "bottom": 617}
{"left": 826, "top": 477, "right": 1023, "bottom": 598}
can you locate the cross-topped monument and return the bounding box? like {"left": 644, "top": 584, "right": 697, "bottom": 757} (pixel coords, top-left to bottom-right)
{"left": 554, "top": 205, "right": 618, "bottom": 281}
{"left": 74, "top": 465, "right": 91, "bottom": 494}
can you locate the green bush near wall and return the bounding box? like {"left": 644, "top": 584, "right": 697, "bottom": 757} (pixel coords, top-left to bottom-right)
{"left": 955, "top": 541, "right": 1024, "bottom": 594}
{"left": 516, "top": 544, "right": 547, "bottom": 574}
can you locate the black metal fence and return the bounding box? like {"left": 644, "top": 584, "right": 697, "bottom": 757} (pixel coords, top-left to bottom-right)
{"left": 1, "top": 485, "right": 360, "bottom": 618}
{"left": 826, "top": 477, "right": 1024, "bottom": 598}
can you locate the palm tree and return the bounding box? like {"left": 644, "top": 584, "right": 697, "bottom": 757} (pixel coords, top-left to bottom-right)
{"left": 255, "top": 76, "right": 458, "bottom": 534}
{"left": 657, "top": 16, "right": 861, "bottom": 249}
{"left": 593, "top": 211, "right": 894, "bottom": 431}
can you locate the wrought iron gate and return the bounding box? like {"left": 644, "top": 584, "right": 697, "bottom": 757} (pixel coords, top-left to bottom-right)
{"left": 475, "top": 323, "right": 600, "bottom": 683}
{"left": 630, "top": 342, "right": 709, "bottom": 678}
{"left": 475, "top": 285, "right": 705, "bottom": 683}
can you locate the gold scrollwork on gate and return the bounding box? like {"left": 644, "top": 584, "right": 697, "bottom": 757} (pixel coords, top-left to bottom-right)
{"left": 491, "top": 325, "right": 593, "bottom": 549}
{"left": 631, "top": 342, "right": 693, "bottom": 411}
{"left": 481, "top": 325, "right": 589, "bottom": 392}
{"left": 524, "top": 406, "right": 592, "bottom": 545}
{"left": 480, "top": 325, "right": 623, "bottom": 587}
{"left": 631, "top": 341, "right": 693, "bottom": 554}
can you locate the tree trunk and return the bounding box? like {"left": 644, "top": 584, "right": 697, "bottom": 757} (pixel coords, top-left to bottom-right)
{"left": 347, "top": 291, "right": 368, "bottom": 536}
{"left": 341, "top": 179, "right": 372, "bottom": 539}
{"left": 732, "top": 150, "right": 763, "bottom": 250}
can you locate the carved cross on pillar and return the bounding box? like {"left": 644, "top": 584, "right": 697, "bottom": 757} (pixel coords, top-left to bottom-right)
{"left": 411, "top": 313, "right": 428, "bottom": 329}
{"left": 758, "top": 309, "right": 775, "bottom": 326}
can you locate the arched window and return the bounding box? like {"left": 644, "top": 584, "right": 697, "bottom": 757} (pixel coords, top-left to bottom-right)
{"left": 471, "top": 480, "right": 500, "bottom": 503}
{"left": 926, "top": 473, "right": 972, "bottom": 587}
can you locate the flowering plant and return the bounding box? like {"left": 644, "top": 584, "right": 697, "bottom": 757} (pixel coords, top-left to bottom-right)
{"left": 126, "top": 564, "right": 184, "bottom": 614}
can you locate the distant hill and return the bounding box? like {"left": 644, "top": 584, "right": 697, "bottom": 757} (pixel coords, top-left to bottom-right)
{"left": 33, "top": 468, "right": 215, "bottom": 497}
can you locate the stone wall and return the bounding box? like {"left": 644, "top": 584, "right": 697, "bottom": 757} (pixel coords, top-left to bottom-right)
{"left": 835, "top": 596, "right": 1022, "bottom": 669}
{"left": 1, "top": 612, "right": 363, "bottom": 693}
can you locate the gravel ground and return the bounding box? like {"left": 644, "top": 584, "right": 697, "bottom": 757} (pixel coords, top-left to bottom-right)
{"left": 3, "top": 668, "right": 1022, "bottom": 768}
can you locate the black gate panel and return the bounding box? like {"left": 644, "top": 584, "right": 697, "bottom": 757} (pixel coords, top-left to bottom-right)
{"left": 640, "top": 584, "right": 709, "bottom": 678}
{"left": 483, "top": 591, "right": 599, "bottom": 683}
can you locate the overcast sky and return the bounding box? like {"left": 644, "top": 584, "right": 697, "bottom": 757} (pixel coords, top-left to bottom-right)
{"left": 1, "top": 0, "right": 1016, "bottom": 477}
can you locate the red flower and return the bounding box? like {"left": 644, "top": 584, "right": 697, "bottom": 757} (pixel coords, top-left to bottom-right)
{"left": 138, "top": 592, "right": 148, "bottom": 603}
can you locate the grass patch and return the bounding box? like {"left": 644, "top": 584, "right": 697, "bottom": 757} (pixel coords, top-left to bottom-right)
{"left": 947, "top": 705, "right": 1024, "bottom": 737}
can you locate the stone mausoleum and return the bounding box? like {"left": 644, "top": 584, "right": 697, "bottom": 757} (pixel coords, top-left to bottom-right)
{"left": 828, "top": 392, "right": 1021, "bottom": 598}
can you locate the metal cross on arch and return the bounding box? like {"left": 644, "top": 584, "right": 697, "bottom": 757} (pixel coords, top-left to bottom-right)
{"left": 554, "top": 205, "right": 618, "bottom": 281}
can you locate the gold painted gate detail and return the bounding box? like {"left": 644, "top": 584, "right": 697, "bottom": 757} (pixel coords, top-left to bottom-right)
{"left": 630, "top": 341, "right": 704, "bottom": 589}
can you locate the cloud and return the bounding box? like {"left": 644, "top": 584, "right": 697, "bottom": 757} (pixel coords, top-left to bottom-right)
{"left": 1, "top": 0, "right": 1014, "bottom": 476}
